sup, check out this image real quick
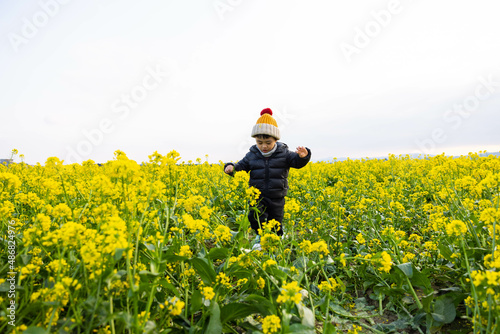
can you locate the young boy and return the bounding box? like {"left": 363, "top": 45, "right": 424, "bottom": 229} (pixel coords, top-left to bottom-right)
{"left": 224, "top": 108, "right": 311, "bottom": 244}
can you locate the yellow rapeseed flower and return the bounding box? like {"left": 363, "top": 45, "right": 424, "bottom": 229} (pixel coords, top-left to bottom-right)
{"left": 378, "top": 251, "right": 393, "bottom": 273}
{"left": 214, "top": 225, "right": 232, "bottom": 244}
{"left": 356, "top": 233, "right": 366, "bottom": 245}
{"left": 277, "top": 281, "right": 302, "bottom": 304}
{"left": 202, "top": 287, "right": 215, "bottom": 301}
{"left": 216, "top": 272, "right": 232, "bottom": 289}
{"left": 257, "top": 277, "right": 266, "bottom": 289}
{"left": 318, "top": 277, "right": 340, "bottom": 293}
{"left": 348, "top": 324, "right": 362, "bottom": 334}
{"left": 340, "top": 253, "right": 347, "bottom": 267}
{"left": 263, "top": 259, "right": 277, "bottom": 270}
{"left": 178, "top": 245, "right": 193, "bottom": 258}
{"left": 262, "top": 314, "right": 281, "bottom": 334}
{"left": 261, "top": 233, "right": 280, "bottom": 252}
{"left": 52, "top": 203, "right": 72, "bottom": 220}
{"left": 484, "top": 250, "right": 500, "bottom": 269}
{"left": 402, "top": 253, "right": 416, "bottom": 263}
{"left": 199, "top": 206, "right": 213, "bottom": 220}
{"left": 445, "top": 220, "right": 468, "bottom": 237}
{"left": 166, "top": 296, "right": 185, "bottom": 316}
{"left": 246, "top": 187, "right": 261, "bottom": 206}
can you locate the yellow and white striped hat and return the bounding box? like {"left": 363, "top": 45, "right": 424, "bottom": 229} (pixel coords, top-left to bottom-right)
{"left": 251, "top": 108, "right": 280, "bottom": 140}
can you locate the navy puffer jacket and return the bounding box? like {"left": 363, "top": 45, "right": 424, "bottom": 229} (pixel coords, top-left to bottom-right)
{"left": 225, "top": 142, "right": 311, "bottom": 198}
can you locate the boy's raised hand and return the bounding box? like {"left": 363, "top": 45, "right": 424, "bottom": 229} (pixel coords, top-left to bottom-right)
{"left": 224, "top": 165, "right": 234, "bottom": 174}
{"left": 296, "top": 146, "right": 308, "bottom": 158}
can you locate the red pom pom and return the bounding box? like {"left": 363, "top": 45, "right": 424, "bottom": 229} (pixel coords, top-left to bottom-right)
{"left": 261, "top": 108, "right": 272, "bottom": 116}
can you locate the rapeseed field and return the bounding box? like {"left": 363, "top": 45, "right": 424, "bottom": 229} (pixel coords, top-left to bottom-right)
{"left": 1, "top": 149, "right": 499, "bottom": 333}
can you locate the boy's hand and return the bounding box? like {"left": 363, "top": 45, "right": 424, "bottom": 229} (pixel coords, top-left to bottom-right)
{"left": 225, "top": 165, "right": 234, "bottom": 174}
{"left": 296, "top": 146, "right": 308, "bottom": 158}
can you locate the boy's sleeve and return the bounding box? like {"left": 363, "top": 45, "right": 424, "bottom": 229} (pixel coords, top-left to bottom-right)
{"left": 287, "top": 147, "right": 311, "bottom": 169}
{"left": 234, "top": 153, "right": 251, "bottom": 172}
{"left": 223, "top": 153, "right": 251, "bottom": 176}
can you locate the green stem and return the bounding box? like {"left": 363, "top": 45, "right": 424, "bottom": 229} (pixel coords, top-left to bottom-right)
{"left": 143, "top": 277, "right": 159, "bottom": 323}
{"left": 358, "top": 322, "right": 386, "bottom": 334}
{"left": 378, "top": 292, "right": 383, "bottom": 315}
{"left": 404, "top": 275, "right": 423, "bottom": 309}
{"left": 460, "top": 237, "right": 480, "bottom": 334}
{"left": 110, "top": 295, "right": 116, "bottom": 334}
{"left": 301, "top": 259, "right": 316, "bottom": 316}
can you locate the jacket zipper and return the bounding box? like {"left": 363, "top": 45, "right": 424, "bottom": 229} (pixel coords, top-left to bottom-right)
{"left": 264, "top": 158, "right": 269, "bottom": 193}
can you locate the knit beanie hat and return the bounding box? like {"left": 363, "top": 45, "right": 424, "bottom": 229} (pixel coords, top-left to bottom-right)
{"left": 251, "top": 108, "right": 281, "bottom": 140}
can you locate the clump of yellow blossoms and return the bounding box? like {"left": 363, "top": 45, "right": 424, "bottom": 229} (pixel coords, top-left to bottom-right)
{"left": 246, "top": 187, "right": 261, "bottom": 206}
{"left": 214, "top": 225, "right": 232, "bottom": 244}
{"left": 257, "top": 277, "right": 266, "bottom": 289}
{"left": 445, "top": 220, "right": 468, "bottom": 237}
{"left": 299, "top": 239, "right": 329, "bottom": 258}
{"left": 319, "top": 278, "right": 340, "bottom": 293}
{"left": 180, "top": 195, "right": 205, "bottom": 213}
{"left": 378, "top": 251, "right": 393, "bottom": 273}
{"left": 261, "top": 233, "right": 281, "bottom": 252}
{"left": 4, "top": 148, "right": 500, "bottom": 332}
{"left": 160, "top": 296, "right": 185, "bottom": 316}
{"left": 484, "top": 250, "right": 500, "bottom": 269}
{"left": 348, "top": 324, "right": 362, "bottom": 334}
{"left": 216, "top": 272, "right": 232, "bottom": 289}
{"left": 177, "top": 245, "right": 193, "bottom": 258}
{"left": 259, "top": 219, "right": 281, "bottom": 235}
{"left": 262, "top": 314, "right": 281, "bottom": 334}
{"left": 263, "top": 259, "right": 277, "bottom": 270}
{"left": 181, "top": 214, "right": 212, "bottom": 240}
{"left": 201, "top": 286, "right": 215, "bottom": 301}
{"left": 277, "top": 281, "right": 302, "bottom": 304}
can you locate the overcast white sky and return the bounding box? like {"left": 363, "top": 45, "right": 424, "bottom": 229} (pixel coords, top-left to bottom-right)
{"left": 1, "top": 0, "right": 499, "bottom": 165}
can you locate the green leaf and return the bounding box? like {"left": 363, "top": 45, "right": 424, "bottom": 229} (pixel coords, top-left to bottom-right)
{"left": 69, "top": 250, "right": 79, "bottom": 262}
{"left": 164, "top": 255, "right": 188, "bottom": 263}
{"left": 323, "top": 322, "right": 338, "bottom": 334}
{"left": 220, "top": 303, "right": 262, "bottom": 324}
{"left": 138, "top": 270, "right": 159, "bottom": 277}
{"left": 23, "top": 327, "right": 48, "bottom": 334}
{"left": 158, "top": 279, "right": 180, "bottom": 298}
{"left": 143, "top": 320, "right": 157, "bottom": 334}
{"left": 465, "top": 247, "right": 489, "bottom": 262}
{"left": 114, "top": 248, "right": 126, "bottom": 261}
{"left": 396, "top": 263, "right": 432, "bottom": 292}
{"left": 431, "top": 312, "right": 445, "bottom": 323}
{"left": 438, "top": 287, "right": 461, "bottom": 293}
{"left": 268, "top": 266, "right": 287, "bottom": 281}
{"left": 433, "top": 296, "right": 456, "bottom": 324}
{"left": 115, "top": 311, "right": 133, "bottom": 328}
{"left": 396, "top": 262, "right": 413, "bottom": 278}
{"left": 297, "top": 303, "right": 315, "bottom": 328}
{"left": 20, "top": 254, "right": 32, "bottom": 265}
{"left": 0, "top": 282, "right": 10, "bottom": 292}
{"left": 116, "top": 269, "right": 127, "bottom": 277}
{"left": 245, "top": 294, "right": 276, "bottom": 315}
{"left": 190, "top": 257, "right": 216, "bottom": 285}
{"left": 230, "top": 229, "right": 244, "bottom": 242}
{"left": 410, "top": 268, "right": 432, "bottom": 292}
{"left": 345, "top": 269, "right": 352, "bottom": 278}
{"left": 329, "top": 303, "right": 352, "bottom": 317}
{"left": 437, "top": 244, "right": 454, "bottom": 262}
{"left": 288, "top": 323, "right": 316, "bottom": 333}
{"left": 207, "top": 247, "right": 230, "bottom": 260}
{"left": 206, "top": 301, "right": 222, "bottom": 334}
{"left": 190, "top": 288, "right": 203, "bottom": 314}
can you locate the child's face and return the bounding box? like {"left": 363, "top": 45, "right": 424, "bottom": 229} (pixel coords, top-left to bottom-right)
{"left": 255, "top": 136, "right": 277, "bottom": 153}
